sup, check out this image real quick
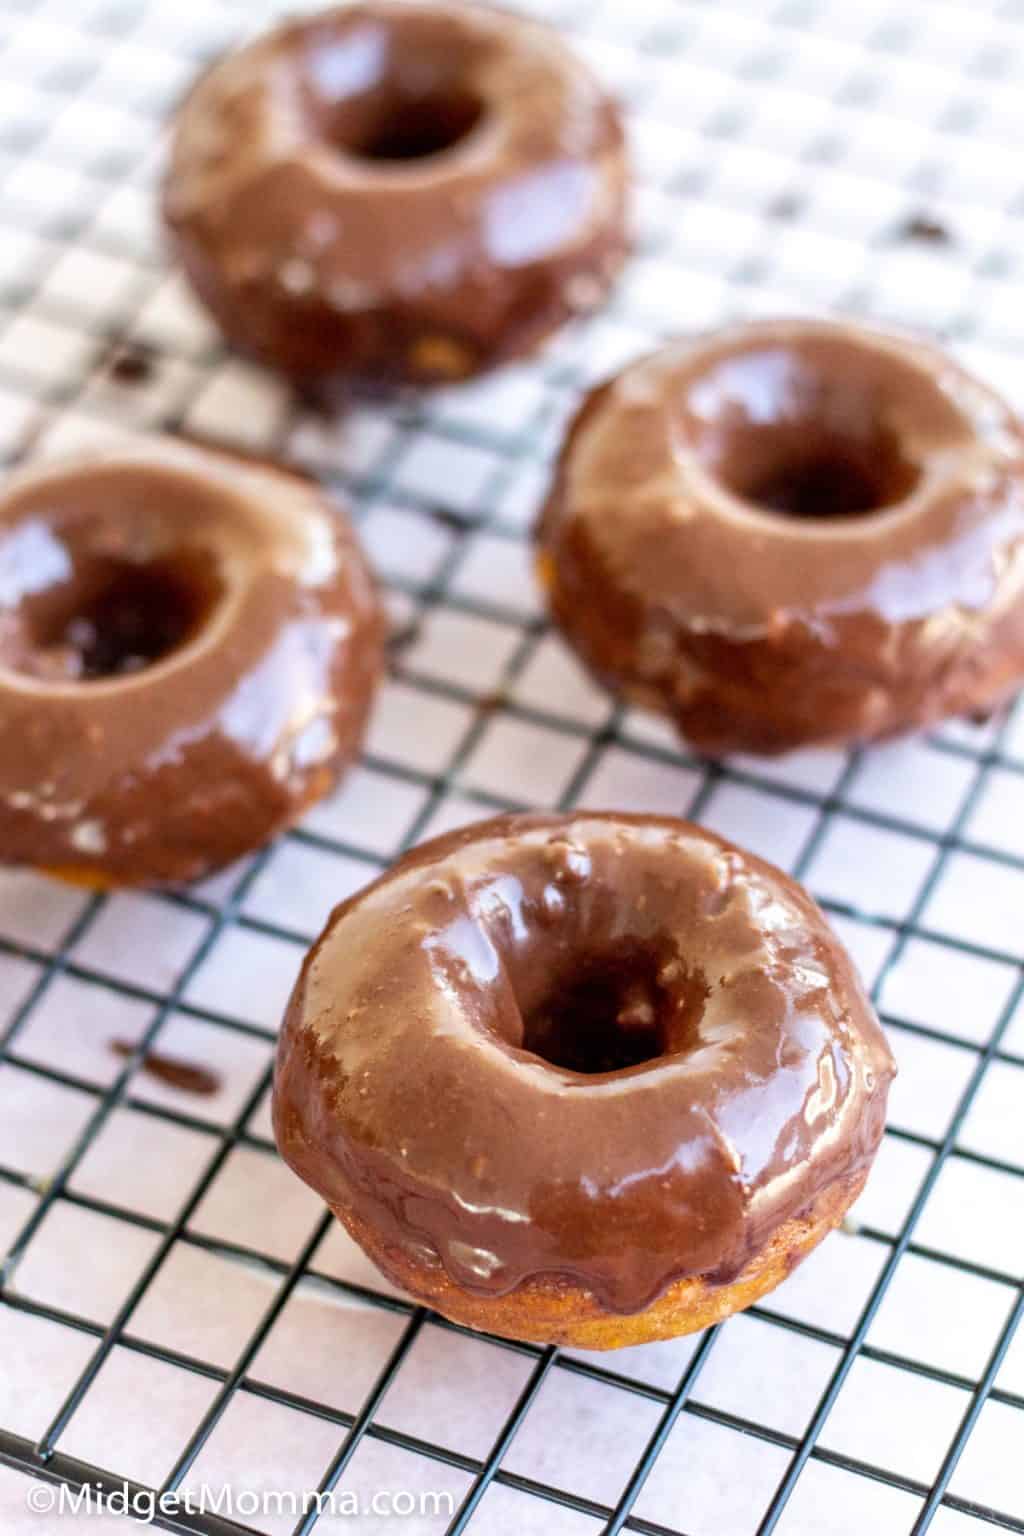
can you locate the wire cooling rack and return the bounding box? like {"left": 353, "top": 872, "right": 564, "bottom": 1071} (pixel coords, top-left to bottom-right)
{"left": 1, "top": 0, "right": 1024, "bottom": 1531}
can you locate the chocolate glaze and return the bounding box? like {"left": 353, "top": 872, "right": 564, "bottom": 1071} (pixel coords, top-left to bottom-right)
{"left": 163, "top": 1, "right": 629, "bottom": 385}
{"left": 537, "top": 318, "right": 1024, "bottom": 755}
{"left": 274, "top": 813, "right": 894, "bottom": 1316}
{"left": 0, "top": 439, "right": 383, "bottom": 885}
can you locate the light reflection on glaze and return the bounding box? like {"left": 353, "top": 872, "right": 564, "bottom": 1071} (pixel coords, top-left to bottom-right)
{"left": 0, "top": 520, "right": 74, "bottom": 606}
{"left": 307, "top": 23, "right": 389, "bottom": 100}
{"left": 483, "top": 162, "right": 598, "bottom": 268}
{"left": 687, "top": 347, "right": 804, "bottom": 431}
{"left": 274, "top": 814, "right": 895, "bottom": 1315}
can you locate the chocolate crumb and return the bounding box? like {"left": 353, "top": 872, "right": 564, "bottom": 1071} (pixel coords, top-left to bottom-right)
{"left": 898, "top": 213, "right": 951, "bottom": 246}
{"left": 111, "top": 1038, "right": 221, "bottom": 1097}
{"left": 107, "top": 343, "right": 156, "bottom": 385}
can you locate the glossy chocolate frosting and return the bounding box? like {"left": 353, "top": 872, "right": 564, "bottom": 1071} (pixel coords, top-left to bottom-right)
{"left": 537, "top": 319, "right": 1024, "bottom": 754}
{"left": 274, "top": 813, "right": 894, "bottom": 1315}
{"left": 0, "top": 439, "right": 383, "bottom": 885}
{"left": 164, "top": 0, "right": 629, "bottom": 384}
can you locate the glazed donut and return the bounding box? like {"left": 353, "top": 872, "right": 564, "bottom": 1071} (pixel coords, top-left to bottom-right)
{"left": 163, "top": 0, "right": 628, "bottom": 385}
{"left": 537, "top": 318, "right": 1024, "bottom": 756}
{"left": 274, "top": 813, "right": 894, "bottom": 1348}
{"left": 0, "top": 439, "right": 383, "bottom": 887}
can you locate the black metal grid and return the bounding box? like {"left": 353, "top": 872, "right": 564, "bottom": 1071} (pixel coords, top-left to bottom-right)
{"left": 0, "top": 0, "right": 1023, "bottom": 1531}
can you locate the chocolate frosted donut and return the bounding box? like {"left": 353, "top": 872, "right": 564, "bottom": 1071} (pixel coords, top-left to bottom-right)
{"left": 0, "top": 440, "right": 383, "bottom": 887}
{"left": 537, "top": 319, "right": 1024, "bottom": 755}
{"left": 274, "top": 813, "right": 894, "bottom": 1348}
{"left": 163, "top": 1, "right": 628, "bottom": 385}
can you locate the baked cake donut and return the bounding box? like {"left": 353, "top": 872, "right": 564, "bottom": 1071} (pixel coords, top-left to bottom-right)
{"left": 274, "top": 813, "right": 895, "bottom": 1348}
{"left": 163, "top": 0, "right": 629, "bottom": 385}
{"left": 0, "top": 439, "right": 383, "bottom": 887}
{"left": 537, "top": 318, "right": 1024, "bottom": 755}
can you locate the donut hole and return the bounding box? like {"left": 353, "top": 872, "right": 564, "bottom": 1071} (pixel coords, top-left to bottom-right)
{"left": 687, "top": 344, "right": 927, "bottom": 520}
{"left": 301, "top": 18, "right": 488, "bottom": 166}
{"left": 731, "top": 428, "right": 919, "bottom": 519}
{"left": 521, "top": 940, "right": 700, "bottom": 1076}
{"left": 342, "top": 88, "right": 486, "bottom": 162}
{"left": 1, "top": 530, "right": 224, "bottom": 683}
{"left": 40, "top": 554, "right": 220, "bottom": 679}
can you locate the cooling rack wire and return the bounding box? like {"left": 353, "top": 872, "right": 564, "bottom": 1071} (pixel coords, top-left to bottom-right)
{"left": 0, "top": 0, "right": 1023, "bottom": 1531}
